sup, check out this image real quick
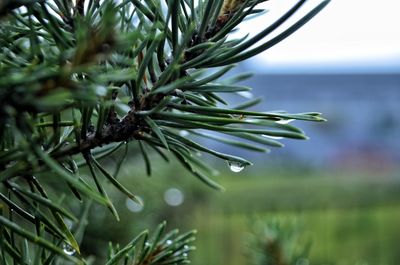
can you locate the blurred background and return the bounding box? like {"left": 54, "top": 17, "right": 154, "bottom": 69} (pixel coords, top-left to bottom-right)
{"left": 81, "top": 1, "right": 400, "bottom": 264}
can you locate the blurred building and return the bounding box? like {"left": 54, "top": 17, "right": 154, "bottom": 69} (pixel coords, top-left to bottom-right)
{"left": 215, "top": 72, "right": 400, "bottom": 170}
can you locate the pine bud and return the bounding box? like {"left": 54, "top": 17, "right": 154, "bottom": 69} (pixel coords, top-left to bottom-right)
{"left": 219, "top": 0, "right": 246, "bottom": 16}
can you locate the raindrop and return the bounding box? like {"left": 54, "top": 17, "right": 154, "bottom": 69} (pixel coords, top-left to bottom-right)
{"left": 262, "top": 134, "right": 283, "bottom": 140}
{"left": 237, "top": 91, "right": 253, "bottom": 99}
{"left": 166, "top": 240, "right": 173, "bottom": 245}
{"left": 64, "top": 219, "right": 73, "bottom": 229}
{"left": 179, "top": 130, "right": 189, "bottom": 137}
{"left": 276, "top": 119, "right": 294, "bottom": 125}
{"left": 62, "top": 243, "right": 76, "bottom": 256}
{"left": 95, "top": 85, "right": 108, "bottom": 97}
{"left": 183, "top": 245, "right": 189, "bottom": 250}
{"left": 126, "top": 197, "right": 144, "bottom": 212}
{"left": 182, "top": 253, "right": 188, "bottom": 257}
{"left": 145, "top": 242, "right": 151, "bottom": 247}
{"left": 164, "top": 188, "right": 184, "bottom": 206}
{"left": 227, "top": 161, "right": 245, "bottom": 173}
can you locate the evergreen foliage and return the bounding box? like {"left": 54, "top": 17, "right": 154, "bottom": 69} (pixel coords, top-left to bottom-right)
{"left": 0, "top": 0, "right": 328, "bottom": 264}
{"left": 247, "top": 219, "right": 311, "bottom": 265}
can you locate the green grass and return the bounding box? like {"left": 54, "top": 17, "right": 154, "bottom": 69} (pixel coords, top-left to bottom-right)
{"left": 187, "top": 170, "right": 400, "bottom": 265}
{"left": 102, "top": 158, "right": 400, "bottom": 265}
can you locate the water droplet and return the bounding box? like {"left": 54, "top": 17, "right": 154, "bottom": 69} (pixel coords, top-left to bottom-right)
{"left": 179, "top": 130, "right": 189, "bottom": 137}
{"left": 62, "top": 243, "right": 76, "bottom": 256}
{"left": 166, "top": 240, "right": 173, "bottom": 245}
{"left": 164, "top": 188, "right": 184, "bottom": 206}
{"left": 182, "top": 253, "right": 188, "bottom": 257}
{"left": 183, "top": 245, "right": 189, "bottom": 250}
{"left": 262, "top": 134, "right": 283, "bottom": 140}
{"left": 64, "top": 219, "right": 73, "bottom": 229}
{"left": 276, "top": 119, "right": 294, "bottom": 125}
{"left": 227, "top": 161, "right": 245, "bottom": 173}
{"left": 145, "top": 242, "right": 151, "bottom": 247}
{"left": 126, "top": 197, "right": 144, "bottom": 212}
{"left": 232, "top": 114, "right": 240, "bottom": 119}
{"left": 237, "top": 91, "right": 253, "bottom": 99}
{"left": 95, "top": 85, "right": 108, "bottom": 96}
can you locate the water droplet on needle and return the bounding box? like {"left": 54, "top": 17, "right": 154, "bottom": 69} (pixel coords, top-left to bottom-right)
{"left": 62, "top": 243, "right": 76, "bottom": 256}
{"left": 179, "top": 130, "right": 189, "bottom": 137}
{"left": 227, "top": 161, "right": 245, "bottom": 173}
{"left": 262, "top": 134, "right": 283, "bottom": 140}
{"left": 126, "top": 197, "right": 144, "bottom": 212}
{"left": 276, "top": 119, "right": 294, "bottom": 125}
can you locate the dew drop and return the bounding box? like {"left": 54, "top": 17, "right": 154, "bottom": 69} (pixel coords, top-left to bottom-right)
{"left": 262, "top": 134, "right": 283, "bottom": 140}
{"left": 227, "top": 161, "right": 245, "bottom": 173}
{"left": 237, "top": 91, "right": 253, "bottom": 99}
{"left": 182, "top": 253, "right": 188, "bottom": 257}
{"left": 64, "top": 219, "right": 74, "bottom": 229}
{"left": 95, "top": 85, "right": 108, "bottom": 97}
{"left": 62, "top": 243, "right": 76, "bottom": 256}
{"left": 179, "top": 130, "right": 189, "bottom": 137}
{"left": 276, "top": 119, "right": 294, "bottom": 125}
{"left": 126, "top": 197, "right": 144, "bottom": 212}
{"left": 166, "top": 240, "right": 173, "bottom": 245}
{"left": 183, "top": 245, "right": 189, "bottom": 250}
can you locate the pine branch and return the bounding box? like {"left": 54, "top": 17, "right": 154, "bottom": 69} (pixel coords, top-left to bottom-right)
{"left": 0, "top": 0, "right": 330, "bottom": 263}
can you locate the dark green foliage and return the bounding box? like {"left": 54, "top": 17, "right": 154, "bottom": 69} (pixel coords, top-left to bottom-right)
{"left": 246, "top": 219, "right": 311, "bottom": 265}
{"left": 0, "top": 0, "right": 328, "bottom": 264}
{"left": 105, "top": 221, "right": 196, "bottom": 265}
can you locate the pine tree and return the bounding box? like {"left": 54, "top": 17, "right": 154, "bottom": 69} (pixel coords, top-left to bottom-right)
{"left": 0, "top": 0, "right": 329, "bottom": 264}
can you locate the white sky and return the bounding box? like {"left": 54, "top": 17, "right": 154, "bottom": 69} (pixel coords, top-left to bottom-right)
{"left": 235, "top": 0, "right": 400, "bottom": 73}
